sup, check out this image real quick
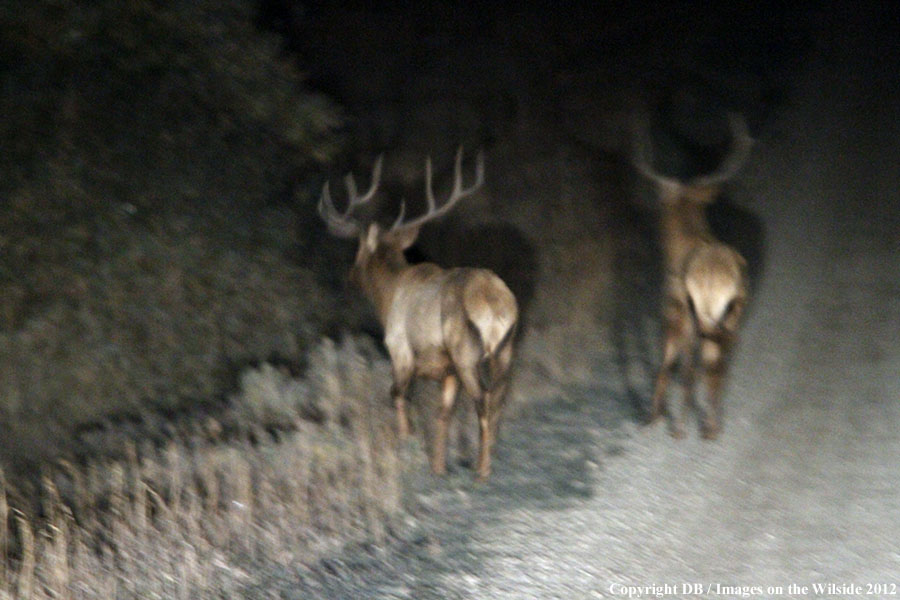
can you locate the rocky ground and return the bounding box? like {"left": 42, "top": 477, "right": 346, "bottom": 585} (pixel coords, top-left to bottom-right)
{"left": 277, "top": 3, "right": 900, "bottom": 598}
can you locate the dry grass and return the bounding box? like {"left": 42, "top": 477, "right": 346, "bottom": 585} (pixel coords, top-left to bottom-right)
{"left": 0, "top": 3, "right": 668, "bottom": 596}
{"left": 0, "top": 336, "right": 404, "bottom": 599}
{"left": 0, "top": 3, "right": 431, "bottom": 594}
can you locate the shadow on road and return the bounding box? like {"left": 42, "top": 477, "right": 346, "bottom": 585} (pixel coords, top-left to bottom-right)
{"left": 608, "top": 189, "right": 664, "bottom": 424}
{"left": 288, "top": 382, "right": 632, "bottom": 599}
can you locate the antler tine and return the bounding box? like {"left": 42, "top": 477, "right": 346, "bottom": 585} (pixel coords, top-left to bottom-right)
{"left": 451, "top": 146, "right": 464, "bottom": 197}
{"left": 424, "top": 155, "right": 437, "bottom": 214}
{"left": 391, "top": 199, "right": 407, "bottom": 230}
{"left": 470, "top": 147, "right": 486, "bottom": 192}
{"left": 346, "top": 153, "right": 384, "bottom": 209}
{"left": 317, "top": 154, "right": 384, "bottom": 238}
{"left": 689, "top": 113, "right": 753, "bottom": 188}
{"left": 343, "top": 172, "right": 359, "bottom": 205}
{"left": 390, "top": 146, "right": 485, "bottom": 232}
{"left": 318, "top": 180, "right": 359, "bottom": 238}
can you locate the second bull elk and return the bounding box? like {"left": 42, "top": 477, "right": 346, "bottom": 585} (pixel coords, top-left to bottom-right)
{"left": 634, "top": 114, "right": 753, "bottom": 439}
{"left": 319, "top": 148, "right": 518, "bottom": 480}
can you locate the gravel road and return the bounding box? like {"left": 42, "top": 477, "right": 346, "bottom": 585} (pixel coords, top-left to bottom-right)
{"left": 289, "top": 6, "right": 900, "bottom": 599}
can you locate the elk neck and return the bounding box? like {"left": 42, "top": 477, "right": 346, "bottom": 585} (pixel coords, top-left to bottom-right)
{"left": 659, "top": 197, "right": 715, "bottom": 273}
{"left": 356, "top": 247, "right": 411, "bottom": 325}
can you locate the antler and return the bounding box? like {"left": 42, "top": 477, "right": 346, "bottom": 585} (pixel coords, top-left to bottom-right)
{"left": 318, "top": 155, "right": 384, "bottom": 238}
{"left": 634, "top": 113, "right": 753, "bottom": 190}
{"left": 633, "top": 113, "right": 680, "bottom": 191}
{"left": 390, "top": 146, "right": 485, "bottom": 232}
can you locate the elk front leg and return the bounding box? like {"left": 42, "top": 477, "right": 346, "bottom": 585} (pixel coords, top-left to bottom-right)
{"left": 391, "top": 384, "right": 411, "bottom": 440}
{"left": 389, "top": 348, "right": 415, "bottom": 440}
{"left": 650, "top": 329, "right": 680, "bottom": 425}
{"left": 699, "top": 338, "right": 727, "bottom": 440}
{"left": 432, "top": 374, "right": 459, "bottom": 475}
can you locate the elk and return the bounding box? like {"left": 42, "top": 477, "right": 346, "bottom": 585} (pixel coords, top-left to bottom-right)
{"left": 634, "top": 114, "right": 753, "bottom": 439}
{"left": 318, "top": 148, "right": 518, "bottom": 480}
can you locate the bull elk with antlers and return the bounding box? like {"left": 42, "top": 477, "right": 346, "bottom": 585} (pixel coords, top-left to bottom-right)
{"left": 634, "top": 114, "right": 753, "bottom": 439}
{"left": 319, "top": 148, "right": 518, "bottom": 480}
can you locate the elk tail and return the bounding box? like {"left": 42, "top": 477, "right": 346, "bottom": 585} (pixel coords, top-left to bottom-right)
{"left": 462, "top": 271, "right": 519, "bottom": 392}
{"left": 475, "top": 321, "right": 516, "bottom": 392}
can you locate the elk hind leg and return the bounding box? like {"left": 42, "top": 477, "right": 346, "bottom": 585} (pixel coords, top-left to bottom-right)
{"left": 477, "top": 340, "right": 513, "bottom": 478}
{"left": 700, "top": 338, "right": 727, "bottom": 440}
{"left": 650, "top": 332, "right": 680, "bottom": 425}
{"left": 431, "top": 374, "right": 459, "bottom": 475}
{"left": 454, "top": 363, "right": 495, "bottom": 481}
{"left": 671, "top": 343, "right": 696, "bottom": 439}
{"left": 447, "top": 325, "right": 497, "bottom": 479}
{"left": 475, "top": 377, "right": 510, "bottom": 481}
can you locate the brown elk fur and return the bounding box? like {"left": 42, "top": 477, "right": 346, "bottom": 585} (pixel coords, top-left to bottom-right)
{"left": 651, "top": 195, "right": 748, "bottom": 439}
{"left": 635, "top": 115, "right": 752, "bottom": 439}
{"left": 320, "top": 150, "right": 518, "bottom": 479}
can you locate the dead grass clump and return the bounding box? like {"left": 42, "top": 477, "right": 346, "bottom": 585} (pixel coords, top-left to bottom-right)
{"left": 0, "top": 336, "right": 403, "bottom": 599}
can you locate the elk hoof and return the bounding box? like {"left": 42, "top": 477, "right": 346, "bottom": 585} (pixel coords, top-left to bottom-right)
{"left": 701, "top": 424, "right": 720, "bottom": 440}
{"left": 474, "top": 460, "right": 491, "bottom": 482}
{"left": 669, "top": 425, "right": 686, "bottom": 440}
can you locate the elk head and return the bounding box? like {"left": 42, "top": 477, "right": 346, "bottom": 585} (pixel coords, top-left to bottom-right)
{"left": 318, "top": 148, "right": 485, "bottom": 310}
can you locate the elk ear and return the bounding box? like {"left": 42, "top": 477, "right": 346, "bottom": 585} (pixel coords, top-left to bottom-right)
{"left": 364, "top": 223, "right": 381, "bottom": 253}
{"left": 384, "top": 225, "right": 420, "bottom": 251}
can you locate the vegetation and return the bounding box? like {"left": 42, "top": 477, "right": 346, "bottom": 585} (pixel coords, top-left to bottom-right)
{"left": 1, "top": 336, "right": 403, "bottom": 599}
{"left": 0, "top": 1, "right": 643, "bottom": 596}
{"left": 0, "top": 2, "right": 407, "bottom": 597}
{"left": 0, "top": 0, "right": 344, "bottom": 471}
